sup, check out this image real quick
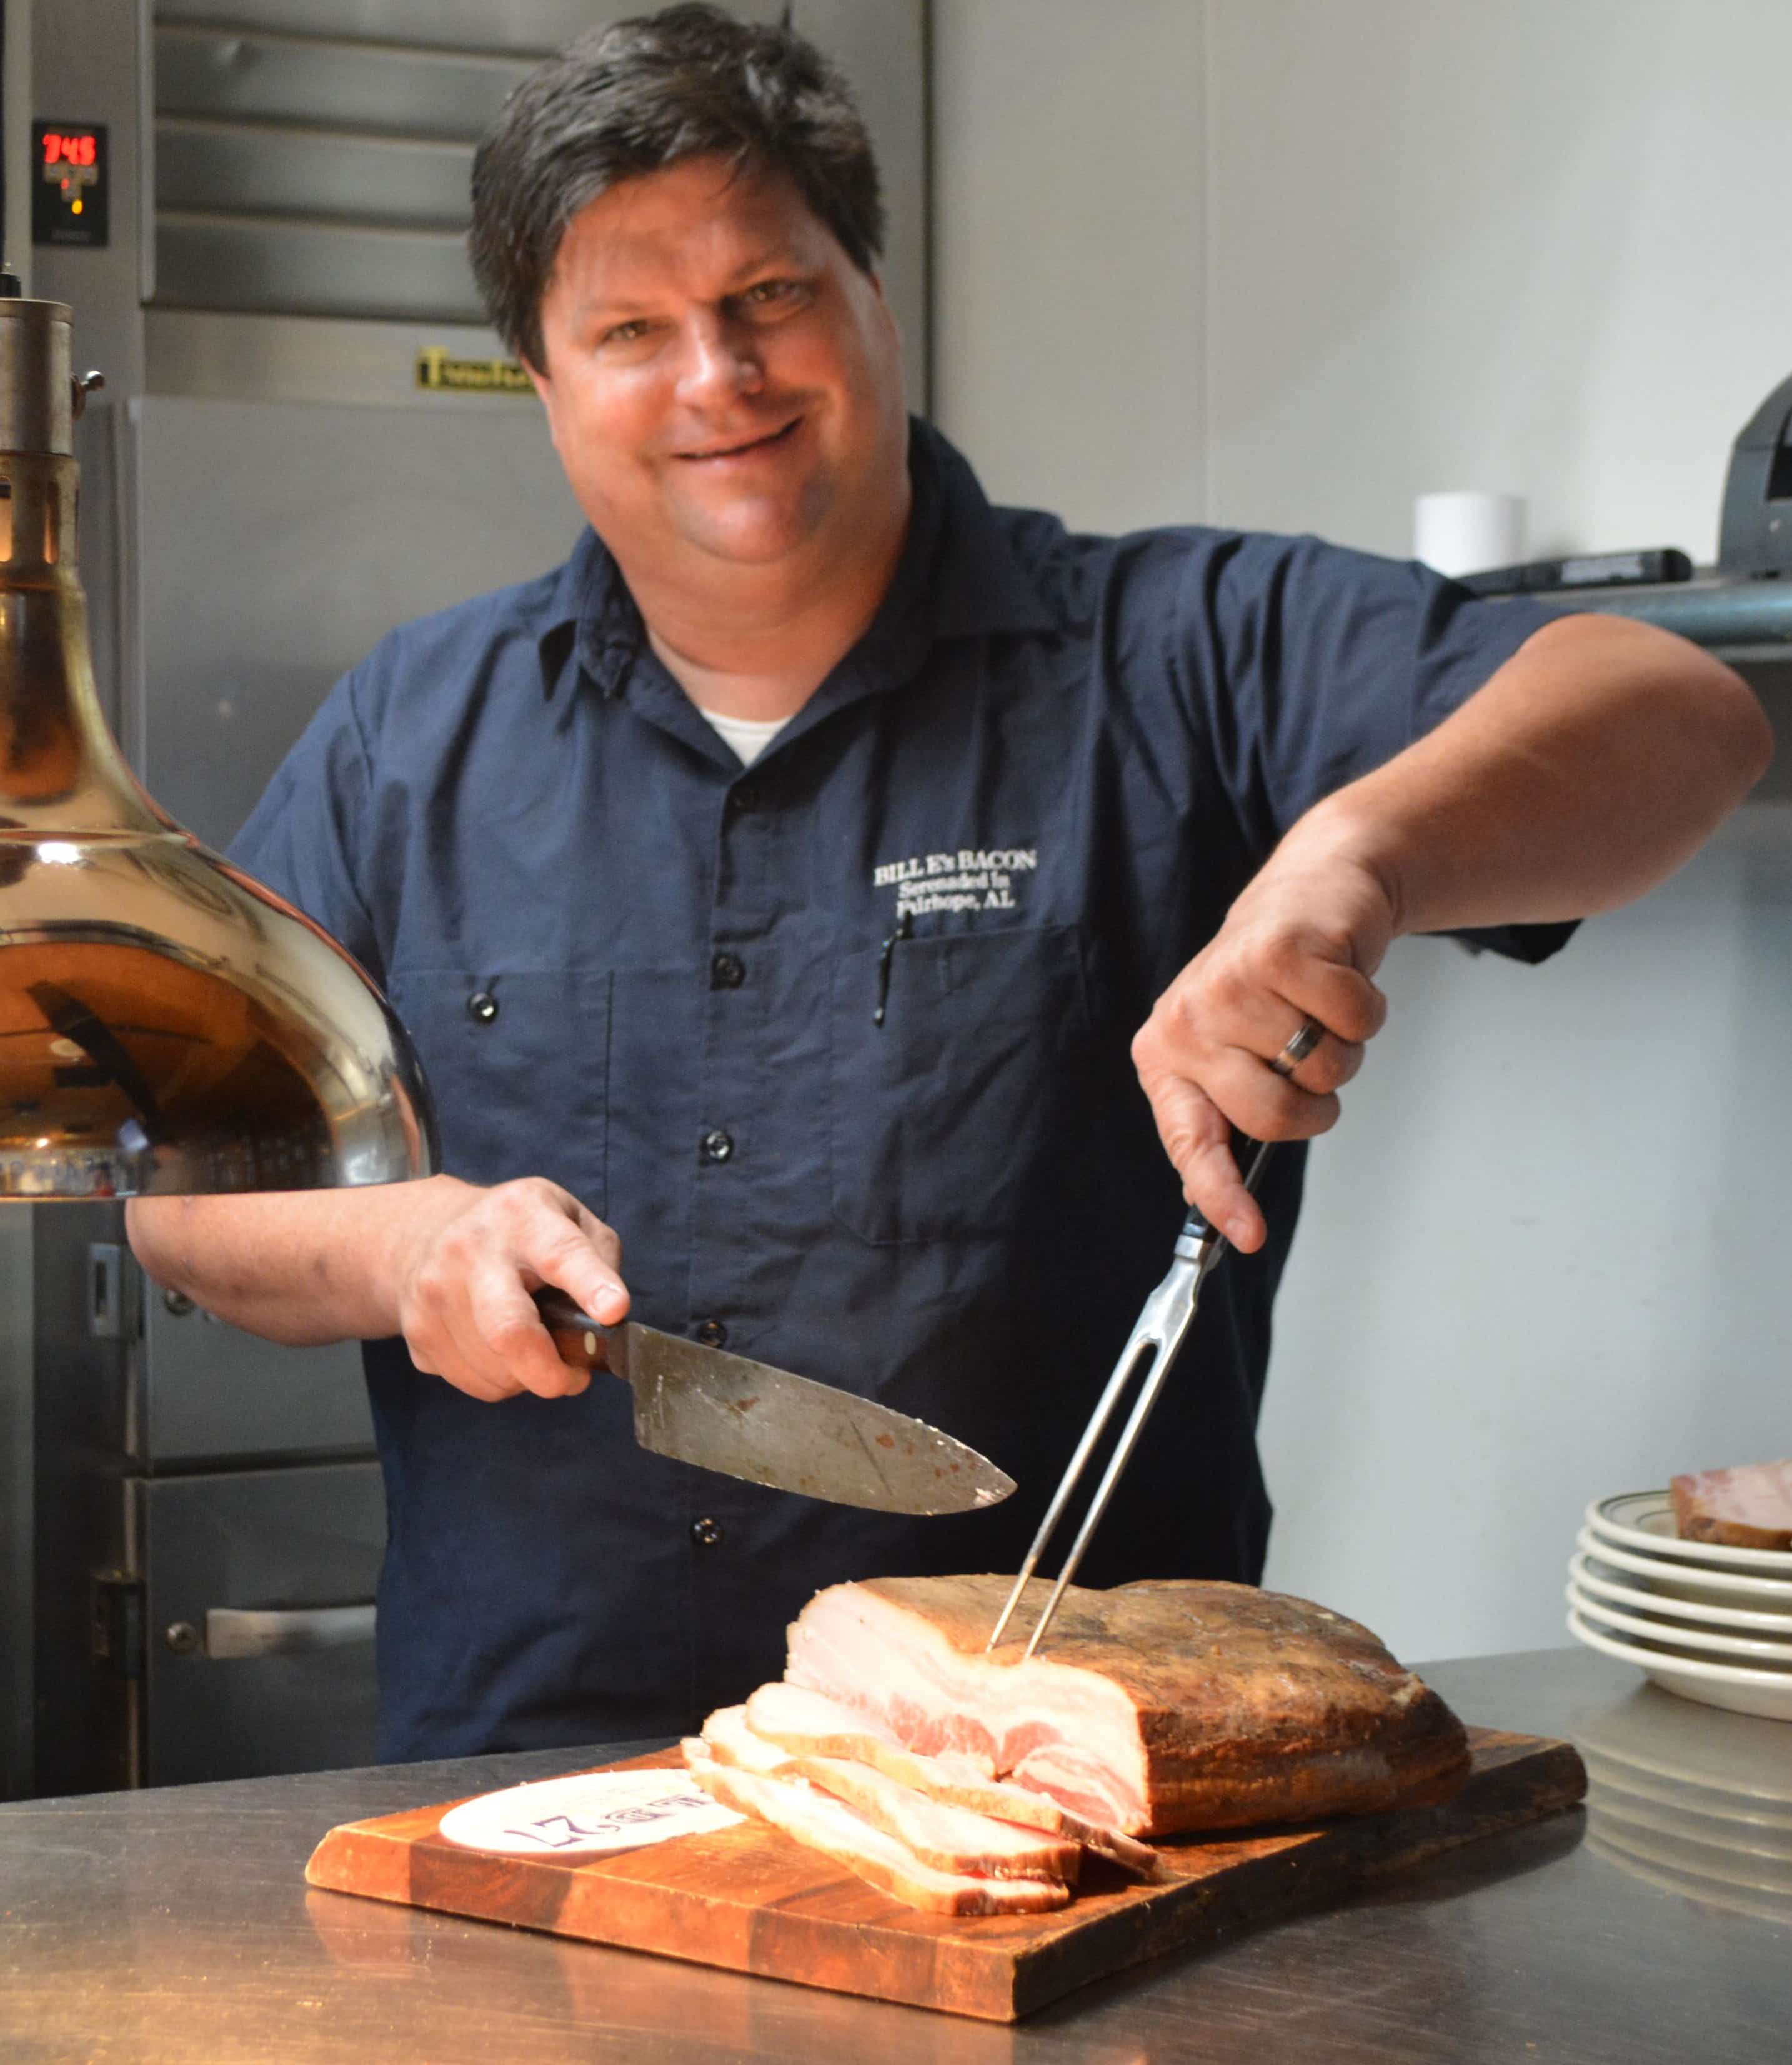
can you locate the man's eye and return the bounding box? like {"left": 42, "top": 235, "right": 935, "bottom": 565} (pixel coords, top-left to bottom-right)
{"left": 602, "top": 320, "right": 651, "bottom": 346}
{"left": 742, "top": 281, "right": 797, "bottom": 308}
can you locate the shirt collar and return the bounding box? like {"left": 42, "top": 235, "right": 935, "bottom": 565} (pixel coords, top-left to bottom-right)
{"left": 535, "top": 418, "right": 1058, "bottom": 704}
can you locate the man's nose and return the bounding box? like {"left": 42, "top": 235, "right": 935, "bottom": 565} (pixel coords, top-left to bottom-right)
{"left": 676, "top": 314, "right": 765, "bottom": 407}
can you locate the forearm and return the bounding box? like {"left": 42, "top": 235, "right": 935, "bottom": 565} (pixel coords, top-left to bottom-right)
{"left": 125, "top": 1176, "right": 478, "bottom": 1345}
{"left": 1284, "top": 613, "right": 1772, "bottom": 937}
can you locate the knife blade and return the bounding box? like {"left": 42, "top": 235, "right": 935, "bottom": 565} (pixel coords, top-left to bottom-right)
{"left": 533, "top": 1289, "right": 1015, "bottom": 1516}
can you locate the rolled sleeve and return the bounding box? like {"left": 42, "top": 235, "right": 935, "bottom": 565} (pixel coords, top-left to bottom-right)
{"left": 1187, "top": 534, "right": 1569, "bottom": 964}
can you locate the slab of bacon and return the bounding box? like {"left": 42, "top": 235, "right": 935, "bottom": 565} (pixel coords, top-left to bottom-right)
{"left": 785, "top": 1576, "right": 1470, "bottom": 1839}
{"left": 682, "top": 1574, "right": 1468, "bottom": 1916}
{"left": 1671, "top": 1460, "right": 1792, "bottom": 1551}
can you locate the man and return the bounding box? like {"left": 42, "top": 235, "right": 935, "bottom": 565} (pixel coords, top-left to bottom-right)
{"left": 127, "top": 5, "right": 1768, "bottom": 1762}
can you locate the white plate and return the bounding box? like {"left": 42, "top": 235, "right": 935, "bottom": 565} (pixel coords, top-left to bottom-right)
{"left": 1568, "top": 1581, "right": 1792, "bottom": 1666}
{"left": 1570, "top": 1551, "right": 1792, "bottom": 1635}
{"left": 1588, "top": 1490, "right": 1792, "bottom": 1574}
{"left": 1566, "top": 1608, "right": 1792, "bottom": 1722}
{"left": 1577, "top": 1552, "right": 1792, "bottom": 1635}
{"left": 436, "top": 1768, "right": 745, "bottom": 1857}
{"left": 1574, "top": 1526, "right": 1792, "bottom": 1610}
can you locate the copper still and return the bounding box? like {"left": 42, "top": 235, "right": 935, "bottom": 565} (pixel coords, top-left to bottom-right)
{"left": 0, "top": 291, "right": 435, "bottom": 1196}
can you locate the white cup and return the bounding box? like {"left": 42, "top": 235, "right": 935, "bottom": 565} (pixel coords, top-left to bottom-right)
{"left": 1413, "top": 491, "right": 1526, "bottom": 578}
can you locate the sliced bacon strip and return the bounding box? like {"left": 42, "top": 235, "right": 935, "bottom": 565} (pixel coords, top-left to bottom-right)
{"left": 698, "top": 1704, "right": 794, "bottom": 1776}
{"left": 703, "top": 1705, "right": 1076, "bottom": 1882}
{"left": 682, "top": 1744, "right": 1070, "bottom": 1916}
{"left": 743, "top": 1681, "right": 1163, "bottom": 1878}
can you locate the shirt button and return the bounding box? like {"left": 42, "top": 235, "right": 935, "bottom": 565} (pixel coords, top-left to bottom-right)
{"left": 690, "top": 1516, "right": 724, "bottom": 1548}
{"left": 695, "top": 1318, "right": 728, "bottom": 1349}
{"left": 710, "top": 951, "right": 745, "bottom": 989}
{"left": 728, "top": 784, "right": 759, "bottom": 815}
{"left": 466, "top": 989, "right": 499, "bottom": 1024}
{"left": 700, "top": 1128, "right": 734, "bottom": 1163}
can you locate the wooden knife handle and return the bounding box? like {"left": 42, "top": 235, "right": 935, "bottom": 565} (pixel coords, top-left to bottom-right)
{"left": 532, "top": 1288, "right": 614, "bottom": 1372}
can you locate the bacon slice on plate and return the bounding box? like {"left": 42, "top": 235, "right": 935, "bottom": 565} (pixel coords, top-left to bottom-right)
{"left": 682, "top": 1744, "right": 1071, "bottom": 1916}
{"left": 1671, "top": 1461, "right": 1792, "bottom": 1551}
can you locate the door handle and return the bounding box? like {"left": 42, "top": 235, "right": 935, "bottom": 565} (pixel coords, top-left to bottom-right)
{"left": 202, "top": 1603, "right": 375, "bottom": 1659}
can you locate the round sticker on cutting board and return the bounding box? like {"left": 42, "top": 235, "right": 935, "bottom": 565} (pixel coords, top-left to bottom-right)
{"left": 437, "top": 1769, "right": 744, "bottom": 1857}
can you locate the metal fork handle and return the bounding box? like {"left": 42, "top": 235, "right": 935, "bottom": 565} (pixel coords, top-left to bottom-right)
{"left": 985, "top": 1139, "right": 1276, "bottom": 1656}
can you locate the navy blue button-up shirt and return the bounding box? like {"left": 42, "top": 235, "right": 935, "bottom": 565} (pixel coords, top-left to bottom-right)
{"left": 233, "top": 421, "right": 1567, "bottom": 1762}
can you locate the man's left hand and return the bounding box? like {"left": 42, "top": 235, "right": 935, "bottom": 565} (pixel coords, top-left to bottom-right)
{"left": 1131, "top": 838, "right": 1395, "bottom": 1252}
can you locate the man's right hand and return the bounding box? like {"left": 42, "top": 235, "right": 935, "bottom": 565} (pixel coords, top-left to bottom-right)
{"left": 126, "top": 1171, "right": 629, "bottom": 1402}
{"left": 391, "top": 1177, "right": 629, "bottom": 1402}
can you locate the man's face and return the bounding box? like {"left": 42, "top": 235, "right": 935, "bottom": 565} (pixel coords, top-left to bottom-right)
{"left": 528, "top": 155, "right": 907, "bottom": 575}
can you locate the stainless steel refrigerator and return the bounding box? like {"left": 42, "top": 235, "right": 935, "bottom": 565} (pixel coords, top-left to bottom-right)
{"left": 2, "top": 0, "right": 928, "bottom": 1795}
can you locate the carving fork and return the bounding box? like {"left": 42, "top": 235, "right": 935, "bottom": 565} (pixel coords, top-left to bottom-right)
{"left": 987, "top": 1141, "right": 1276, "bottom": 1657}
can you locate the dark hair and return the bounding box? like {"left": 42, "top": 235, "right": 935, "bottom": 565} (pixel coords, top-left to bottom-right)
{"left": 470, "top": 2, "right": 884, "bottom": 372}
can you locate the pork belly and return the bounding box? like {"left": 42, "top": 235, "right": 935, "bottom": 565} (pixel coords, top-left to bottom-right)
{"left": 743, "top": 1682, "right": 1163, "bottom": 1877}
{"left": 1671, "top": 1461, "right": 1792, "bottom": 1551}
{"left": 699, "top": 1704, "right": 1077, "bottom": 1881}
{"left": 682, "top": 1744, "right": 1070, "bottom": 1916}
{"left": 785, "top": 1575, "right": 1470, "bottom": 1839}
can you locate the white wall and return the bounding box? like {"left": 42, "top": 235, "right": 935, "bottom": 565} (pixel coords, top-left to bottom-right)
{"left": 1205, "top": 0, "right": 1792, "bottom": 564}
{"left": 930, "top": 0, "right": 1792, "bottom": 1661}
{"left": 930, "top": 0, "right": 1207, "bottom": 531}
{"left": 935, "top": 0, "right": 1792, "bottom": 559}
{"left": 1258, "top": 814, "right": 1792, "bottom": 1658}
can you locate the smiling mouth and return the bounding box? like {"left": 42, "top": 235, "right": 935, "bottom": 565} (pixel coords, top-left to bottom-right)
{"left": 676, "top": 417, "right": 802, "bottom": 462}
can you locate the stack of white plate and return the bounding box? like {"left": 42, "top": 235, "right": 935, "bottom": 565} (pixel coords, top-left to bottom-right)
{"left": 1566, "top": 1490, "right": 1792, "bottom": 1722}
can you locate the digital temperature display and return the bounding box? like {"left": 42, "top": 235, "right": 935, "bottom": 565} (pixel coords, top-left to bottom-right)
{"left": 41, "top": 132, "right": 99, "bottom": 169}
{"left": 32, "top": 121, "right": 109, "bottom": 249}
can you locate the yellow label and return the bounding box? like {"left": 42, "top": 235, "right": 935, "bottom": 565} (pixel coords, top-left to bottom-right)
{"left": 415, "top": 348, "right": 533, "bottom": 396}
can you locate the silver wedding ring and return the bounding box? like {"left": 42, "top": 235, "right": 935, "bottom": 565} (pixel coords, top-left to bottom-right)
{"left": 1269, "top": 1016, "right": 1323, "bottom": 1079}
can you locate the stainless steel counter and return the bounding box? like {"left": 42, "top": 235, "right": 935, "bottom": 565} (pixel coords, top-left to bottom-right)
{"left": 2, "top": 1647, "right": 1786, "bottom": 2063}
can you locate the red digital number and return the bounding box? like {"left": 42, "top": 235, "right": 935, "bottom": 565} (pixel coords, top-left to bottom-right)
{"left": 41, "top": 133, "right": 96, "bottom": 168}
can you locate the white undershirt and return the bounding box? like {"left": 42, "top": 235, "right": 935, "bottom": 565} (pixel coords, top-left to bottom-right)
{"left": 695, "top": 705, "right": 792, "bottom": 768}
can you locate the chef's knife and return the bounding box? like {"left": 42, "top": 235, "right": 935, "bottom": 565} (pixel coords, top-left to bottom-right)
{"left": 533, "top": 1289, "right": 1015, "bottom": 1517}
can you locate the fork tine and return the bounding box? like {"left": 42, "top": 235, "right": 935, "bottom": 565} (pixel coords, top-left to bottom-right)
{"left": 985, "top": 1328, "right": 1162, "bottom": 1651}
{"left": 1020, "top": 1317, "right": 1189, "bottom": 1658}
{"left": 995, "top": 1139, "right": 1278, "bottom": 1657}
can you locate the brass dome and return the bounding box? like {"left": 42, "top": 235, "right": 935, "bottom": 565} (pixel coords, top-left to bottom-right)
{"left": 0, "top": 295, "right": 435, "bottom": 1196}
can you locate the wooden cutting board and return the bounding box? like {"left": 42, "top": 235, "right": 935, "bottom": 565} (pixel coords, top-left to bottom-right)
{"left": 306, "top": 1726, "right": 1585, "bottom": 2022}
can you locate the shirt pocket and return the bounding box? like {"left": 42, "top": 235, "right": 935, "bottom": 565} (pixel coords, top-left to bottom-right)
{"left": 385, "top": 969, "right": 612, "bottom": 1217}
{"left": 828, "top": 924, "right": 1093, "bottom": 1246}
